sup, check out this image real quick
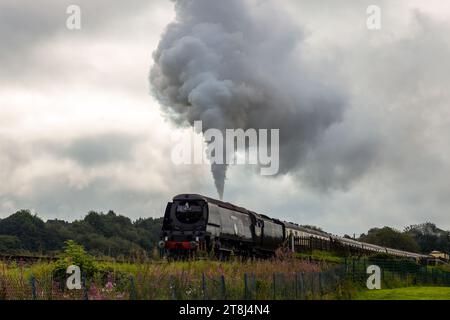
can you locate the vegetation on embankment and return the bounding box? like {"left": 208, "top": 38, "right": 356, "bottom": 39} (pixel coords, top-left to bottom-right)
{"left": 1, "top": 241, "right": 449, "bottom": 300}
{"left": 294, "top": 250, "right": 344, "bottom": 264}
{"left": 1, "top": 241, "right": 330, "bottom": 300}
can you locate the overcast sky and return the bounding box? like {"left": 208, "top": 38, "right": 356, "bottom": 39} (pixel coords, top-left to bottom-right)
{"left": 1, "top": 0, "right": 449, "bottom": 236}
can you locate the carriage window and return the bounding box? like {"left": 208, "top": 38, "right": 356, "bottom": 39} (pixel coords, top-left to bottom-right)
{"left": 175, "top": 201, "right": 204, "bottom": 223}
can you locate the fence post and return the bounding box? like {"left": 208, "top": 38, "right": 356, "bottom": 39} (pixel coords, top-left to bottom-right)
{"left": 273, "top": 273, "right": 276, "bottom": 300}
{"left": 129, "top": 276, "right": 137, "bottom": 300}
{"left": 81, "top": 273, "right": 89, "bottom": 300}
{"left": 202, "top": 273, "right": 206, "bottom": 300}
{"left": 318, "top": 272, "right": 323, "bottom": 298}
{"left": 281, "top": 273, "right": 287, "bottom": 299}
{"left": 29, "top": 275, "right": 37, "bottom": 300}
{"left": 423, "top": 267, "right": 427, "bottom": 286}
{"left": 299, "top": 273, "right": 305, "bottom": 300}
{"left": 352, "top": 259, "right": 355, "bottom": 282}
{"left": 220, "top": 275, "right": 226, "bottom": 299}
{"left": 170, "top": 276, "right": 176, "bottom": 300}
{"left": 251, "top": 274, "right": 256, "bottom": 299}
{"left": 244, "top": 273, "right": 248, "bottom": 300}
{"left": 82, "top": 274, "right": 88, "bottom": 300}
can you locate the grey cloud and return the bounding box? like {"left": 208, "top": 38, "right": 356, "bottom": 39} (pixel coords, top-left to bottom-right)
{"left": 0, "top": 175, "right": 167, "bottom": 221}
{"left": 0, "top": 129, "right": 213, "bottom": 220}
{"left": 21, "top": 132, "right": 144, "bottom": 167}
{"left": 0, "top": 0, "right": 158, "bottom": 82}
{"left": 0, "top": 0, "right": 153, "bottom": 46}
{"left": 0, "top": 135, "right": 32, "bottom": 183}
{"left": 56, "top": 133, "right": 142, "bottom": 166}
{"left": 280, "top": 7, "right": 450, "bottom": 231}
{"left": 297, "top": 118, "right": 381, "bottom": 191}
{"left": 285, "top": 7, "right": 450, "bottom": 191}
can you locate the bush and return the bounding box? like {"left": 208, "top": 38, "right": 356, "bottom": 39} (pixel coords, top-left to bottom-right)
{"left": 53, "top": 240, "right": 97, "bottom": 280}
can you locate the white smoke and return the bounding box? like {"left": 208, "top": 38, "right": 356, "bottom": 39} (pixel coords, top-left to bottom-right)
{"left": 150, "top": 0, "right": 347, "bottom": 199}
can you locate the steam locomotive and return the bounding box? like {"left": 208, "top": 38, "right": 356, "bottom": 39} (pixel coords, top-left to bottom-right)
{"left": 159, "top": 194, "right": 429, "bottom": 260}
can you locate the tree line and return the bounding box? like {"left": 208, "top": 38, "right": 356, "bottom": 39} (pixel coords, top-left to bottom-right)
{"left": 0, "top": 210, "right": 162, "bottom": 258}
{"left": 357, "top": 223, "right": 450, "bottom": 254}
{"left": 0, "top": 210, "right": 448, "bottom": 257}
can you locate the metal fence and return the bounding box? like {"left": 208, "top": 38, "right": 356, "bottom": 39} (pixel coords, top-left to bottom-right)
{"left": 164, "top": 266, "right": 346, "bottom": 300}
{"left": 1, "top": 259, "right": 449, "bottom": 300}
{"left": 343, "top": 257, "right": 450, "bottom": 288}
{"left": 0, "top": 268, "right": 345, "bottom": 300}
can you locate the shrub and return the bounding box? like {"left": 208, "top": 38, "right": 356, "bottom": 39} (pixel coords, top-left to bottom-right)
{"left": 53, "top": 240, "right": 97, "bottom": 280}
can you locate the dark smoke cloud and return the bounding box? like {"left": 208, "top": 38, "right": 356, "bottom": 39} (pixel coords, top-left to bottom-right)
{"left": 150, "top": 0, "right": 347, "bottom": 198}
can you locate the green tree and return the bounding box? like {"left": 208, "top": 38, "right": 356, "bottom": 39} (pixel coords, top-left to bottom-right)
{"left": 0, "top": 210, "right": 49, "bottom": 252}
{"left": 405, "top": 222, "right": 450, "bottom": 254}
{"left": 53, "top": 240, "right": 96, "bottom": 279}
{"left": 0, "top": 235, "right": 22, "bottom": 254}
{"left": 359, "top": 227, "right": 420, "bottom": 253}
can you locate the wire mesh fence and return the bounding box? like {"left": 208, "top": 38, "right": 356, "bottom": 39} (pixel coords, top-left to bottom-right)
{"left": 343, "top": 257, "right": 450, "bottom": 288}
{"left": 0, "top": 267, "right": 347, "bottom": 300}
{"left": 0, "top": 258, "right": 449, "bottom": 300}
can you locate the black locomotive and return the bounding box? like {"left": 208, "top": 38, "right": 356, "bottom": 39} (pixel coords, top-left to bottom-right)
{"left": 159, "top": 194, "right": 430, "bottom": 261}
{"left": 159, "top": 194, "right": 285, "bottom": 257}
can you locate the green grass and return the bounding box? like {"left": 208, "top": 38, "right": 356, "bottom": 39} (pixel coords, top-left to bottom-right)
{"left": 355, "top": 287, "right": 450, "bottom": 300}
{"left": 294, "top": 250, "right": 344, "bottom": 264}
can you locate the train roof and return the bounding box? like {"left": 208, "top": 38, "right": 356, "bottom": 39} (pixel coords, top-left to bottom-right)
{"left": 173, "top": 194, "right": 269, "bottom": 219}
{"left": 283, "top": 221, "right": 331, "bottom": 238}
{"left": 173, "top": 194, "right": 286, "bottom": 226}
{"left": 173, "top": 194, "right": 246, "bottom": 213}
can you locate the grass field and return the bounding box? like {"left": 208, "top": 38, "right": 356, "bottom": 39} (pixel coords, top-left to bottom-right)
{"left": 355, "top": 287, "right": 450, "bottom": 300}
{"left": 294, "top": 250, "right": 343, "bottom": 264}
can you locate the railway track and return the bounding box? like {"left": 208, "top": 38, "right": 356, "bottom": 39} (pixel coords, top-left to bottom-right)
{"left": 0, "top": 254, "right": 58, "bottom": 263}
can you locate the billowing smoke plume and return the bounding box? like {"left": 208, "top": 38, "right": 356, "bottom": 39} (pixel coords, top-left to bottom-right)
{"left": 150, "top": 0, "right": 347, "bottom": 199}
